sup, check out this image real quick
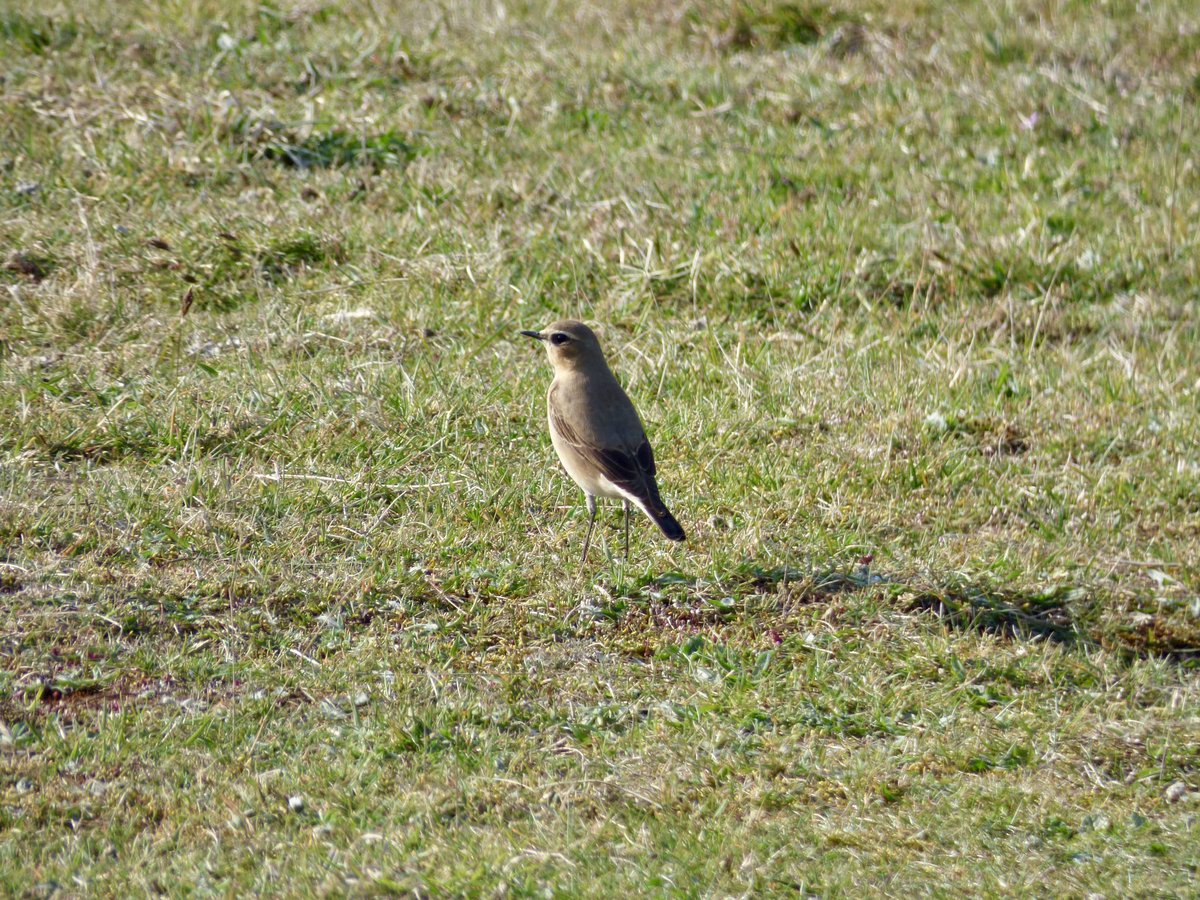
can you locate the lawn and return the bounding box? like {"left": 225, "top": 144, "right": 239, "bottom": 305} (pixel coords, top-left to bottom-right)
{"left": 1, "top": 0, "right": 1198, "bottom": 894}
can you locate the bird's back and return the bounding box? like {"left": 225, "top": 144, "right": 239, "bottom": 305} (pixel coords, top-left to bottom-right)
{"left": 549, "top": 368, "right": 646, "bottom": 453}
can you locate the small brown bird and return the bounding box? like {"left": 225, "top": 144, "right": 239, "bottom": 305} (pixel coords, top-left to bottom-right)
{"left": 521, "top": 319, "right": 685, "bottom": 563}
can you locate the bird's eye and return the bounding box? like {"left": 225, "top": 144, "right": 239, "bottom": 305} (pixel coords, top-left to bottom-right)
{"left": 550, "top": 333, "right": 570, "bottom": 346}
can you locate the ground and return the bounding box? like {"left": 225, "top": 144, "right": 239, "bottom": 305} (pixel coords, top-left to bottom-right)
{"left": 1, "top": 0, "right": 1198, "bottom": 895}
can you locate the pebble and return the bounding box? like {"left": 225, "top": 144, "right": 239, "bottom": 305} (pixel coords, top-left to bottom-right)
{"left": 1164, "top": 781, "right": 1189, "bottom": 804}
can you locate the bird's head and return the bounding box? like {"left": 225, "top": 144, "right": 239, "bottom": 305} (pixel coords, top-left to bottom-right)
{"left": 520, "top": 319, "right": 607, "bottom": 372}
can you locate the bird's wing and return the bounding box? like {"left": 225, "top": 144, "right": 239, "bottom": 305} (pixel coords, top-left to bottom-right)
{"left": 549, "top": 396, "right": 657, "bottom": 497}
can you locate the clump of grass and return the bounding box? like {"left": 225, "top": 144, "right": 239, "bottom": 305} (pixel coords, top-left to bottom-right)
{"left": 224, "top": 116, "right": 418, "bottom": 170}
{"left": 263, "top": 128, "right": 417, "bottom": 170}
{"left": 0, "top": 11, "right": 80, "bottom": 54}
{"left": 981, "top": 29, "right": 1030, "bottom": 65}
{"left": 717, "top": 2, "right": 860, "bottom": 51}
{"left": 261, "top": 231, "right": 344, "bottom": 274}
{"left": 140, "top": 230, "right": 348, "bottom": 312}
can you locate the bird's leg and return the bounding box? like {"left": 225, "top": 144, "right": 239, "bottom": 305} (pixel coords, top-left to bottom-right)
{"left": 580, "top": 493, "right": 597, "bottom": 566}
{"left": 623, "top": 499, "right": 630, "bottom": 560}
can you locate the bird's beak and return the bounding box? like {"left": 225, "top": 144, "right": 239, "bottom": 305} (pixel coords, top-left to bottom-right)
{"left": 519, "top": 330, "right": 545, "bottom": 341}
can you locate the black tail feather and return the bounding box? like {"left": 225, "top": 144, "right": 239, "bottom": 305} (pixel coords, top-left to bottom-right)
{"left": 630, "top": 478, "right": 685, "bottom": 542}
{"left": 650, "top": 507, "right": 686, "bottom": 542}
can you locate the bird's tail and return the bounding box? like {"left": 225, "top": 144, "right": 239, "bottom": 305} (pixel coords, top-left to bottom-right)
{"left": 636, "top": 483, "right": 685, "bottom": 542}
{"left": 649, "top": 506, "right": 686, "bottom": 542}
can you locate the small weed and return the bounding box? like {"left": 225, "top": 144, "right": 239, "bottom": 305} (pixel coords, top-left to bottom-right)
{"left": 0, "top": 12, "right": 79, "bottom": 54}
{"left": 981, "top": 30, "right": 1029, "bottom": 65}
{"left": 261, "top": 231, "right": 342, "bottom": 273}
{"left": 262, "top": 129, "right": 417, "bottom": 170}
{"left": 965, "top": 743, "right": 1034, "bottom": 773}
{"left": 719, "top": 2, "right": 858, "bottom": 51}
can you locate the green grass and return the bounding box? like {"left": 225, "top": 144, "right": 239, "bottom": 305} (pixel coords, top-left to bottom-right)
{"left": 2, "top": 0, "right": 1199, "bottom": 894}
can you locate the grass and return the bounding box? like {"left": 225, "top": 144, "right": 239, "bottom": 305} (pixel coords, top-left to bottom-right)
{"left": 2, "top": 0, "right": 1198, "bottom": 894}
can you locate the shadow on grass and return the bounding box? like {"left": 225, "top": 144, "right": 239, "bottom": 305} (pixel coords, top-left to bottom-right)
{"left": 729, "top": 562, "right": 1077, "bottom": 641}
{"left": 626, "top": 561, "right": 1078, "bottom": 645}
{"left": 684, "top": 561, "right": 1198, "bottom": 664}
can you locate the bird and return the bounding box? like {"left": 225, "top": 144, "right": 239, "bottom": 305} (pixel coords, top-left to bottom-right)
{"left": 520, "top": 319, "right": 685, "bottom": 564}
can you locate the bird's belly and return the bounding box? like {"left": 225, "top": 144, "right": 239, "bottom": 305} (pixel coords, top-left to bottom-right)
{"left": 550, "top": 432, "right": 625, "bottom": 499}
